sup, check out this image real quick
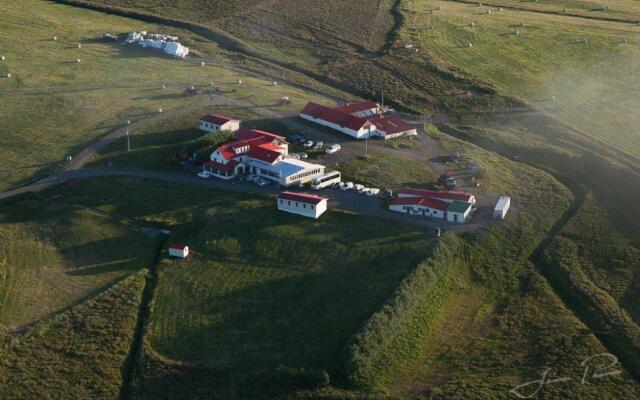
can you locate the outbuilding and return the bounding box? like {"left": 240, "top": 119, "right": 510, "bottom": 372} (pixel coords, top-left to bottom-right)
{"left": 169, "top": 243, "right": 189, "bottom": 258}
{"left": 388, "top": 196, "right": 449, "bottom": 219}
{"left": 446, "top": 201, "right": 472, "bottom": 224}
{"left": 494, "top": 196, "right": 511, "bottom": 219}
{"left": 198, "top": 114, "right": 240, "bottom": 133}
{"left": 277, "top": 192, "right": 328, "bottom": 219}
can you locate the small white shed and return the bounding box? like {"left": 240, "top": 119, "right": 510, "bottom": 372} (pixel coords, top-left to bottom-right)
{"left": 169, "top": 243, "right": 189, "bottom": 258}
{"left": 494, "top": 196, "right": 511, "bottom": 219}
{"left": 277, "top": 192, "right": 328, "bottom": 219}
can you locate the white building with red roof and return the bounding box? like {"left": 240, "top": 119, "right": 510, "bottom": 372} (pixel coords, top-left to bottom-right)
{"left": 389, "top": 188, "right": 476, "bottom": 223}
{"left": 277, "top": 192, "right": 328, "bottom": 219}
{"left": 198, "top": 113, "right": 240, "bottom": 133}
{"left": 299, "top": 101, "right": 416, "bottom": 140}
{"left": 168, "top": 243, "right": 189, "bottom": 258}
{"left": 204, "top": 128, "right": 325, "bottom": 186}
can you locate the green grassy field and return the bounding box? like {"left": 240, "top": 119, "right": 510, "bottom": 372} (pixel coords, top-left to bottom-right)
{"left": 0, "top": 271, "right": 146, "bottom": 399}
{"left": 0, "top": 198, "right": 157, "bottom": 327}
{"left": 404, "top": 0, "right": 640, "bottom": 158}
{"left": 0, "top": 0, "right": 339, "bottom": 191}
{"left": 35, "top": 177, "right": 432, "bottom": 377}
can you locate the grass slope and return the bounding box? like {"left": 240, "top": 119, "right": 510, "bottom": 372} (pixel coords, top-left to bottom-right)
{"left": 0, "top": 198, "right": 156, "bottom": 327}
{"left": 0, "top": 0, "right": 336, "bottom": 191}
{"left": 404, "top": 0, "right": 640, "bottom": 157}
{"left": 338, "top": 153, "right": 438, "bottom": 190}
{"left": 0, "top": 271, "right": 147, "bottom": 399}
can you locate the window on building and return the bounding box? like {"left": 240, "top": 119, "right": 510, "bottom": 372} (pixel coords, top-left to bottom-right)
{"left": 303, "top": 204, "right": 306, "bottom": 209}
{"left": 288, "top": 201, "right": 291, "bottom": 206}
{"left": 310, "top": 205, "right": 314, "bottom": 210}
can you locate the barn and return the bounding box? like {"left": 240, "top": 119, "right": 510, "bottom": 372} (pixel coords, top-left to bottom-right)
{"left": 277, "top": 192, "right": 328, "bottom": 219}
{"left": 198, "top": 114, "right": 240, "bottom": 133}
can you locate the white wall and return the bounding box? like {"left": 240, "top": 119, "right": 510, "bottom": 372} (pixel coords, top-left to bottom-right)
{"left": 277, "top": 198, "right": 327, "bottom": 219}
{"left": 446, "top": 208, "right": 471, "bottom": 224}
{"left": 198, "top": 120, "right": 239, "bottom": 133}
{"left": 388, "top": 204, "right": 446, "bottom": 219}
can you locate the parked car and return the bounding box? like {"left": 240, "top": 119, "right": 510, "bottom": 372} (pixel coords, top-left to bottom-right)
{"left": 303, "top": 140, "right": 315, "bottom": 148}
{"left": 257, "top": 179, "right": 270, "bottom": 187}
{"left": 343, "top": 182, "right": 354, "bottom": 191}
{"left": 197, "top": 171, "right": 210, "bottom": 179}
{"left": 288, "top": 153, "right": 301, "bottom": 160}
{"left": 367, "top": 188, "right": 380, "bottom": 196}
{"left": 247, "top": 175, "right": 260, "bottom": 183}
{"left": 325, "top": 144, "right": 341, "bottom": 154}
{"left": 357, "top": 186, "right": 369, "bottom": 194}
{"left": 354, "top": 184, "right": 364, "bottom": 192}
{"left": 299, "top": 152, "right": 309, "bottom": 159}
{"left": 313, "top": 141, "right": 324, "bottom": 149}
{"left": 384, "top": 188, "right": 393, "bottom": 197}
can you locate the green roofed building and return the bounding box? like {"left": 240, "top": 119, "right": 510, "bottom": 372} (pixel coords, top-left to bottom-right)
{"left": 446, "top": 200, "right": 472, "bottom": 224}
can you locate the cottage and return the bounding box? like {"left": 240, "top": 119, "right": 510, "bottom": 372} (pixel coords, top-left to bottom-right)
{"left": 494, "top": 196, "right": 511, "bottom": 219}
{"left": 198, "top": 114, "right": 240, "bottom": 133}
{"left": 299, "top": 102, "right": 416, "bottom": 140}
{"left": 204, "top": 128, "right": 325, "bottom": 186}
{"left": 168, "top": 244, "right": 189, "bottom": 258}
{"left": 277, "top": 192, "right": 328, "bottom": 219}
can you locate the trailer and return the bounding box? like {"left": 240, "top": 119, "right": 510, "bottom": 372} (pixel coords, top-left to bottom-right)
{"left": 494, "top": 196, "right": 511, "bottom": 219}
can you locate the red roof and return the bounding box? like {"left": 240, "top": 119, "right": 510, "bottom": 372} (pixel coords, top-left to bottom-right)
{"left": 204, "top": 159, "right": 239, "bottom": 172}
{"left": 278, "top": 191, "right": 328, "bottom": 205}
{"left": 169, "top": 243, "right": 188, "bottom": 250}
{"left": 370, "top": 115, "right": 415, "bottom": 135}
{"left": 334, "top": 100, "right": 379, "bottom": 115}
{"left": 216, "top": 140, "right": 249, "bottom": 160}
{"left": 234, "top": 128, "right": 285, "bottom": 142}
{"left": 399, "top": 188, "right": 474, "bottom": 203}
{"left": 248, "top": 146, "right": 282, "bottom": 164}
{"left": 200, "top": 114, "right": 236, "bottom": 125}
{"left": 301, "top": 102, "right": 370, "bottom": 131}
{"left": 301, "top": 102, "right": 327, "bottom": 118}
{"left": 389, "top": 196, "right": 450, "bottom": 211}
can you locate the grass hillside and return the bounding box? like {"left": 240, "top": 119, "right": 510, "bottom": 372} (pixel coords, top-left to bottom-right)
{"left": 34, "top": 177, "right": 432, "bottom": 380}
{"left": 0, "top": 271, "right": 146, "bottom": 399}
{"left": 0, "top": 0, "right": 337, "bottom": 191}
{"left": 403, "top": 0, "right": 640, "bottom": 158}
{"left": 0, "top": 198, "right": 156, "bottom": 327}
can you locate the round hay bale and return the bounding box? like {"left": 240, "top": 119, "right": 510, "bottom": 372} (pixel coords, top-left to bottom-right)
{"left": 76, "top": 58, "right": 81, "bottom": 63}
{"left": 200, "top": 61, "right": 205, "bottom": 67}
{"left": 6, "top": 73, "right": 11, "bottom": 78}
{"left": 77, "top": 43, "right": 82, "bottom": 49}
{"left": 53, "top": 36, "right": 57, "bottom": 41}
{"left": 468, "top": 42, "right": 473, "bottom": 48}
{"left": 158, "top": 108, "right": 163, "bottom": 113}
{"left": 161, "top": 84, "right": 166, "bottom": 90}
{"left": 0, "top": 56, "right": 5, "bottom": 61}
{"left": 238, "top": 79, "right": 242, "bottom": 85}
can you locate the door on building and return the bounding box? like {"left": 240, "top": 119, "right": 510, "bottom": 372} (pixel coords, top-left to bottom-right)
{"left": 454, "top": 214, "right": 458, "bottom": 223}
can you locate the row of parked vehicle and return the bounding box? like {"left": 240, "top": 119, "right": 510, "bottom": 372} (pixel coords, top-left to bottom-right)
{"left": 338, "top": 182, "right": 386, "bottom": 197}
{"left": 290, "top": 135, "right": 341, "bottom": 154}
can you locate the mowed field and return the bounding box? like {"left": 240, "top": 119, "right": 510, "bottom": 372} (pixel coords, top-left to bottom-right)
{"left": 404, "top": 0, "right": 640, "bottom": 158}
{"left": 0, "top": 198, "right": 157, "bottom": 327}
{"left": 0, "top": 0, "right": 338, "bottom": 191}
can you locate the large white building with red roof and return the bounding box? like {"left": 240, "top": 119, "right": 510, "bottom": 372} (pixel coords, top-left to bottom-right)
{"left": 198, "top": 113, "right": 240, "bottom": 133}
{"left": 204, "top": 128, "right": 325, "bottom": 186}
{"left": 277, "top": 192, "right": 328, "bottom": 219}
{"left": 389, "top": 188, "right": 476, "bottom": 224}
{"left": 299, "top": 101, "right": 417, "bottom": 140}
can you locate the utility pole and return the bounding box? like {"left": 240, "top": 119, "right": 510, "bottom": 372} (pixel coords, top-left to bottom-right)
{"left": 381, "top": 89, "right": 384, "bottom": 113}
{"left": 126, "top": 128, "right": 130, "bottom": 152}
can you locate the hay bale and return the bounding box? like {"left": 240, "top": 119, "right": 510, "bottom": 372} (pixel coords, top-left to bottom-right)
{"left": 0, "top": 56, "right": 5, "bottom": 61}
{"left": 470, "top": 22, "right": 476, "bottom": 27}
{"left": 77, "top": 43, "right": 82, "bottom": 49}
{"left": 161, "top": 84, "right": 166, "bottom": 90}
{"left": 468, "top": 42, "right": 473, "bottom": 48}
{"left": 53, "top": 36, "right": 57, "bottom": 41}
{"left": 200, "top": 61, "right": 205, "bottom": 66}
{"left": 158, "top": 108, "right": 163, "bottom": 113}
{"left": 237, "top": 79, "right": 242, "bottom": 84}
{"left": 76, "top": 58, "right": 81, "bottom": 63}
